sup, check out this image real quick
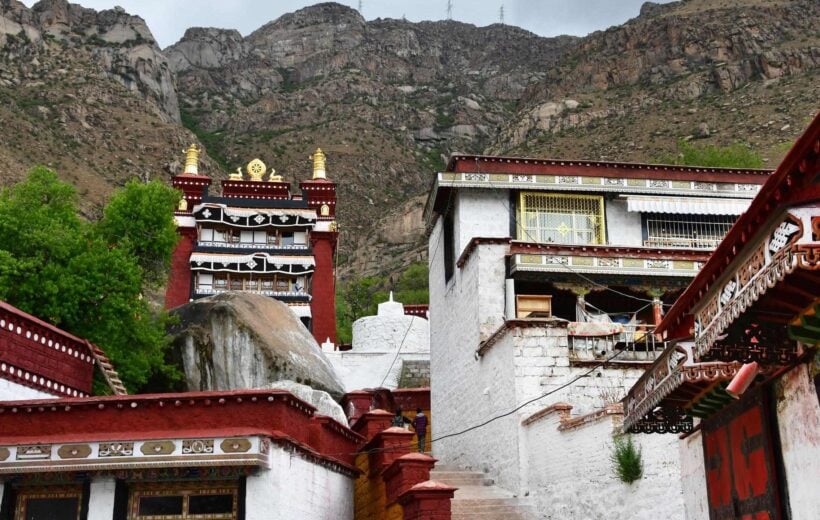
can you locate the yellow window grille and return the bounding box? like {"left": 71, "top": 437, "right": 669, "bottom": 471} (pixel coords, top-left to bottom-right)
{"left": 517, "top": 192, "right": 605, "bottom": 245}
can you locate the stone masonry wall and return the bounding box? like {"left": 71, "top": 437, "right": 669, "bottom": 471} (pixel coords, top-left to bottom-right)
{"left": 399, "top": 360, "right": 430, "bottom": 388}
{"left": 522, "top": 406, "right": 685, "bottom": 520}
{"left": 509, "top": 325, "right": 647, "bottom": 417}
{"left": 429, "top": 221, "right": 519, "bottom": 490}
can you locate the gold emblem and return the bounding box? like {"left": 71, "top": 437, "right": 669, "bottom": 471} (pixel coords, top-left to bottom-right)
{"left": 247, "top": 159, "right": 266, "bottom": 181}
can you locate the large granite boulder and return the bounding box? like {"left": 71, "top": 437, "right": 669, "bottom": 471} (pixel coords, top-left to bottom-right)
{"left": 168, "top": 292, "right": 345, "bottom": 399}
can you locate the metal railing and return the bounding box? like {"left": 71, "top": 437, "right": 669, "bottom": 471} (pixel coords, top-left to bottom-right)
{"left": 568, "top": 323, "right": 665, "bottom": 362}
{"left": 644, "top": 216, "right": 734, "bottom": 250}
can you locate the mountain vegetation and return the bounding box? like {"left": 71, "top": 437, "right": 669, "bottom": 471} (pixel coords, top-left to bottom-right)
{"left": 0, "top": 167, "right": 181, "bottom": 391}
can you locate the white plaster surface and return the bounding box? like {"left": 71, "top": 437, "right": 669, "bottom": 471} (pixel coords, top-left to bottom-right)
{"left": 605, "top": 198, "right": 643, "bottom": 246}
{"left": 679, "top": 428, "right": 709, "bottom": 520}
{"left": 776, "top": 365, "right": 820, "bottom": 520}
{"left": 325, "top": 295, "right": 430, "bottom": 391}
{"left": 522, "top": 408, "right": 685, "bottom": 520}
{"left": 245, "top": 444, "right": 353, "bottom": 520}
{"left": 0, "top": 481, "right": 4, "bottom": 513}
{"left": 87, "top": 476, "right": 117, "bottom": 520}
{"left": 0, "top": 377, "right": 57, "bottom": 400}
{"left": 454, "top": 189, "right": 511, "bottom": 255}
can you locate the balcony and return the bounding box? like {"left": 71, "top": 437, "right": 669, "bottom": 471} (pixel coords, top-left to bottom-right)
{"left": 567, "top": 322, "right": 664, "bottom": 364}
{"left": 509, "top": 242, "right": 710, "bottom": 279}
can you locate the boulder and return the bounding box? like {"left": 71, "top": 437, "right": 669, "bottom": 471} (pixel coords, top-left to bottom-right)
{"left": 267, "top": 380, "right": 347, "bottom": 425}
{"left": 168, "top": 292, "right": 345, "bottom": 399}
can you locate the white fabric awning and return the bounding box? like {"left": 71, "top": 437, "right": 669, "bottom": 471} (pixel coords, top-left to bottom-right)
{"left": 287, "top": 304, "right": 312, "bottom": 318}
{"left": 623, "top": 196, "right": 750, "bottom": 215}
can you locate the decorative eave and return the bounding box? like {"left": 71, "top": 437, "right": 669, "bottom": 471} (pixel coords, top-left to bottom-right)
{"left": 424, "top": 154, "right": 770, "bottom": 229}
{"left": 0, "top": 390, "right": 364, "bottom": 476}
{"left": 189, "top": 252, "right": 315, "bottom": 275}
{"left": 659, "top": 112, "right": 820, "bottom": 341}
{"left": 509, "top": 242, "right": 710, "bottom": 280}
{"left": 193, "top": 203, "right": 317, "bottom": 229}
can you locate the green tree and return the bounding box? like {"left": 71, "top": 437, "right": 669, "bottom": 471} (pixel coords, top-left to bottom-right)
{"left": 335, "top": 262, "right": 430, "bottom": 344}
{"left": 665, "top": 140, "right": 764, "bottom": 169}
{"left": 0, "top": 167, "right": 179, "bottom": 392}
{"left": 97, "top": 179, "right": 181, "bottom": 285}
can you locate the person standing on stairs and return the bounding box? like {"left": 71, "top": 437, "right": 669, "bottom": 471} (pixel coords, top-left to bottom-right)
{"left": 412, "top": 408, "right": 428, "bottom": 452}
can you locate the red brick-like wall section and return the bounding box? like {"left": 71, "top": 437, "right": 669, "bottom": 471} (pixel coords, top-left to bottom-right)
{"left": 0, "top": 302, "right": 94, "bottom": 397}
{"left": 351, "top": 405, "right": 454, "bottom": 520}
{"left": 165, "top": 227, "right": 196, "bottom": 310}
{"left": 310, "top": 230, "right": 338, "bottom": 345}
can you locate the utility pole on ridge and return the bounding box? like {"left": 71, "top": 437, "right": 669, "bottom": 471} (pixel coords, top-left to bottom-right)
{"left": 446, "top": 0, "right": 453, "bottom": 20}
{"left": 499, "top": 4, "right": 505, "bottom": 25}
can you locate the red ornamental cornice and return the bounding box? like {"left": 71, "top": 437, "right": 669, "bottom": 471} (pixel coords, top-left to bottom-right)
{"left": 658, "top": 112, "right": 820, "bottom": 339}
{"left": 0, "top": 390, "right": 364, "bottom": 473}
{"left": 508, "top": 241, "right": 713, "bottom": 262}
{"left": 447, "top": 155, "right": 771, "bottom": 184}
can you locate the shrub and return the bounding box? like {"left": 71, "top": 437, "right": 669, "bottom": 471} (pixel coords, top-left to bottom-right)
{"left": 611, "top": 435, "right": 643, "bottom": 484}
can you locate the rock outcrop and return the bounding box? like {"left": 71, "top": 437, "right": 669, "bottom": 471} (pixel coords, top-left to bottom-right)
{"left": 267, "top": 380, "right": 347, "bottom": 424}
{"left": 168, "top": 292, "right": 345, "bottom": 399}
{"left": 1, "top": 0, "right": 179, "bottom": 122}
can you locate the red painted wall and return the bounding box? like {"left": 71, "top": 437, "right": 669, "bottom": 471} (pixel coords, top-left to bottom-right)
{"left": 164, "top": 227, "right": 196, "bottom": 309}
{"left": 310, "top": 231, "right": 338, "bottom": 345}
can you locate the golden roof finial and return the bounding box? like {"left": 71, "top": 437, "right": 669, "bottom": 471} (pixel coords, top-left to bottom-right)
{"left": 183, "top": 144, "right": 200, "bottom": 175}
{"left": 310, "top": 148, "right": 327, "bottom": 180}
{"left": 268, "top": 168, "right": 283, "bottom": 182}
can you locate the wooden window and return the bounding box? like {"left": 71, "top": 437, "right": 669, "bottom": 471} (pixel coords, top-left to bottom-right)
{"left": 253, "top": 231, "right": 267, "bottom": 244}
{"left": 443, "top": 210, "right": 455, "bottom": 282}
{"left": 128, "top": 482, "right": 238, "bottom": 520}
{"left": 517, "top": 193, "right": 605, "bottom": 245}
{"left": 293, "top": 231, "right": 307, "bottom": 245}
{"left": 15, "top": 486, "right": 82, "bottom": 520}
{"left": 200, "top": 228, "right": 214, "bottom": 241}
{"left": 197, "top": 273, "right": 213, "bottom": 289}
{"left": 239, "top": 230, "right": 253, "bottom": 244}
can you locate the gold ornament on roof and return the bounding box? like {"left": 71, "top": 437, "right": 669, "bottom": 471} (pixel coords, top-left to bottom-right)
{"left": 178, "top": 198, "right": 188, "bottom": 211}
{"left": 183, "top": 144, "right": 200, "bottom": 175}
{"left": 268, "top": 168, "right": 283, "bottom": 182}
{"left": 310, "top": 147, "right": 327, "bottom": 180}
{"left": 247, "top": 158, "right": 266, "bottom": 181}
{"left": 229, "top": 167, "right": 243, "bottom": 180}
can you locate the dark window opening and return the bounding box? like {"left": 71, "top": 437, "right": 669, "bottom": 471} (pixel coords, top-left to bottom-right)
{"left": 23, "top": 497, "right": 79, "bottom": 520}
{"left": 443, "top": 210, "right": 455, "bottom": 282}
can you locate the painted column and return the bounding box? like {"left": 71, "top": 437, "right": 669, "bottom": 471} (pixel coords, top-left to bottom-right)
{"left": 87, "top": 476, "right": 116, "bottom": 520}
{"left": 164, "top": 226, "right": 196, "bottom": 309}
{"left": 310, "top": 230, "right": 339, "bottom": 345}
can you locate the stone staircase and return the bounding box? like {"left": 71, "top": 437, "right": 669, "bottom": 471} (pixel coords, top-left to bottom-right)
{"left": 430, "top": 465, "right": 535, "bottom": 519}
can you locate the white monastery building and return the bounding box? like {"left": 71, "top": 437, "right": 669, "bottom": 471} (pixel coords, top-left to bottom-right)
{"left": 424, "top": 154, "right": 770, "bottom": 518}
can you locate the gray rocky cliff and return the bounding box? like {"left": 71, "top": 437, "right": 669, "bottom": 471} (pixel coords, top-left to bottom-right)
{"left": 1, "top": 0, "right": 179, "bottom": 122}
{"left": 168, "top": 292, "right": 345, "bottom": 399}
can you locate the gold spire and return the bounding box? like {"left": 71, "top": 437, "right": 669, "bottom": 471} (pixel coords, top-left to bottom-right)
{"left": 183, "top": 144, "right": 200, "bottom": 175}
{"left": 310, "top": 148, "right": 327, "bottom": 180}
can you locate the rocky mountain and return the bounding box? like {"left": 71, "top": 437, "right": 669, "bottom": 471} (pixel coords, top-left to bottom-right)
{"left": 0, "top": 0, "right": 208, "bottom": 210}
{"left": 164, "top": 2, "right": 576, "bottom": 277}
{"left": 0, "top": 0, "right": 817, "bottom": 280}
{"left": 490, "top": 0, "right": 819, "bottom": 160}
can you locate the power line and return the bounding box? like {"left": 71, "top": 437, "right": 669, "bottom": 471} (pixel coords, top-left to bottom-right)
{"left": 499, "top": 4, "right": 505, "bottom": 25}
{"left": 358, "top": 0, "right": 362, "bottom": 15}
{"left": 378, "top": 316, "right": 416, "bottom": 388}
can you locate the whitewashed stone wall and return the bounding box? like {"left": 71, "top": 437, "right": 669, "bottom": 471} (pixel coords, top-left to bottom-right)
{"left": 245, "top": 445, "right": 354, "bottom": 520}
{"left": 429, "top": 228, "right": 519, "bottom": 490}
{"left": 679, "top": 427, "right": 709, "bottom": 520}
{"left": 508, "top": 325, "right": 647, "bottom": 417}
{"left": 454, "top": 189, "right": 511, "bottom": 254}
{"left": 776, "top": 365, "right": 820, "bottom": 520}
{"left": 324, "top": 294, "right": 429, "bottom": 391}
{"left": 87, "top": 476, "right": 117, "bottom": 520}
{"left": 0, "top": 378, "right": 57, "bottom": 400}
{"left": 605, "top": 198, "right": 643, "bottom": 246}
{"left": 522, "top": 407, "right": 685, "bottom": 520}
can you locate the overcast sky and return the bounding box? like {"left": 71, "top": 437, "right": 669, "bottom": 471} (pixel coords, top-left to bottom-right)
{"left": 22, "top": 0, "right": 676, "bottom": 48}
